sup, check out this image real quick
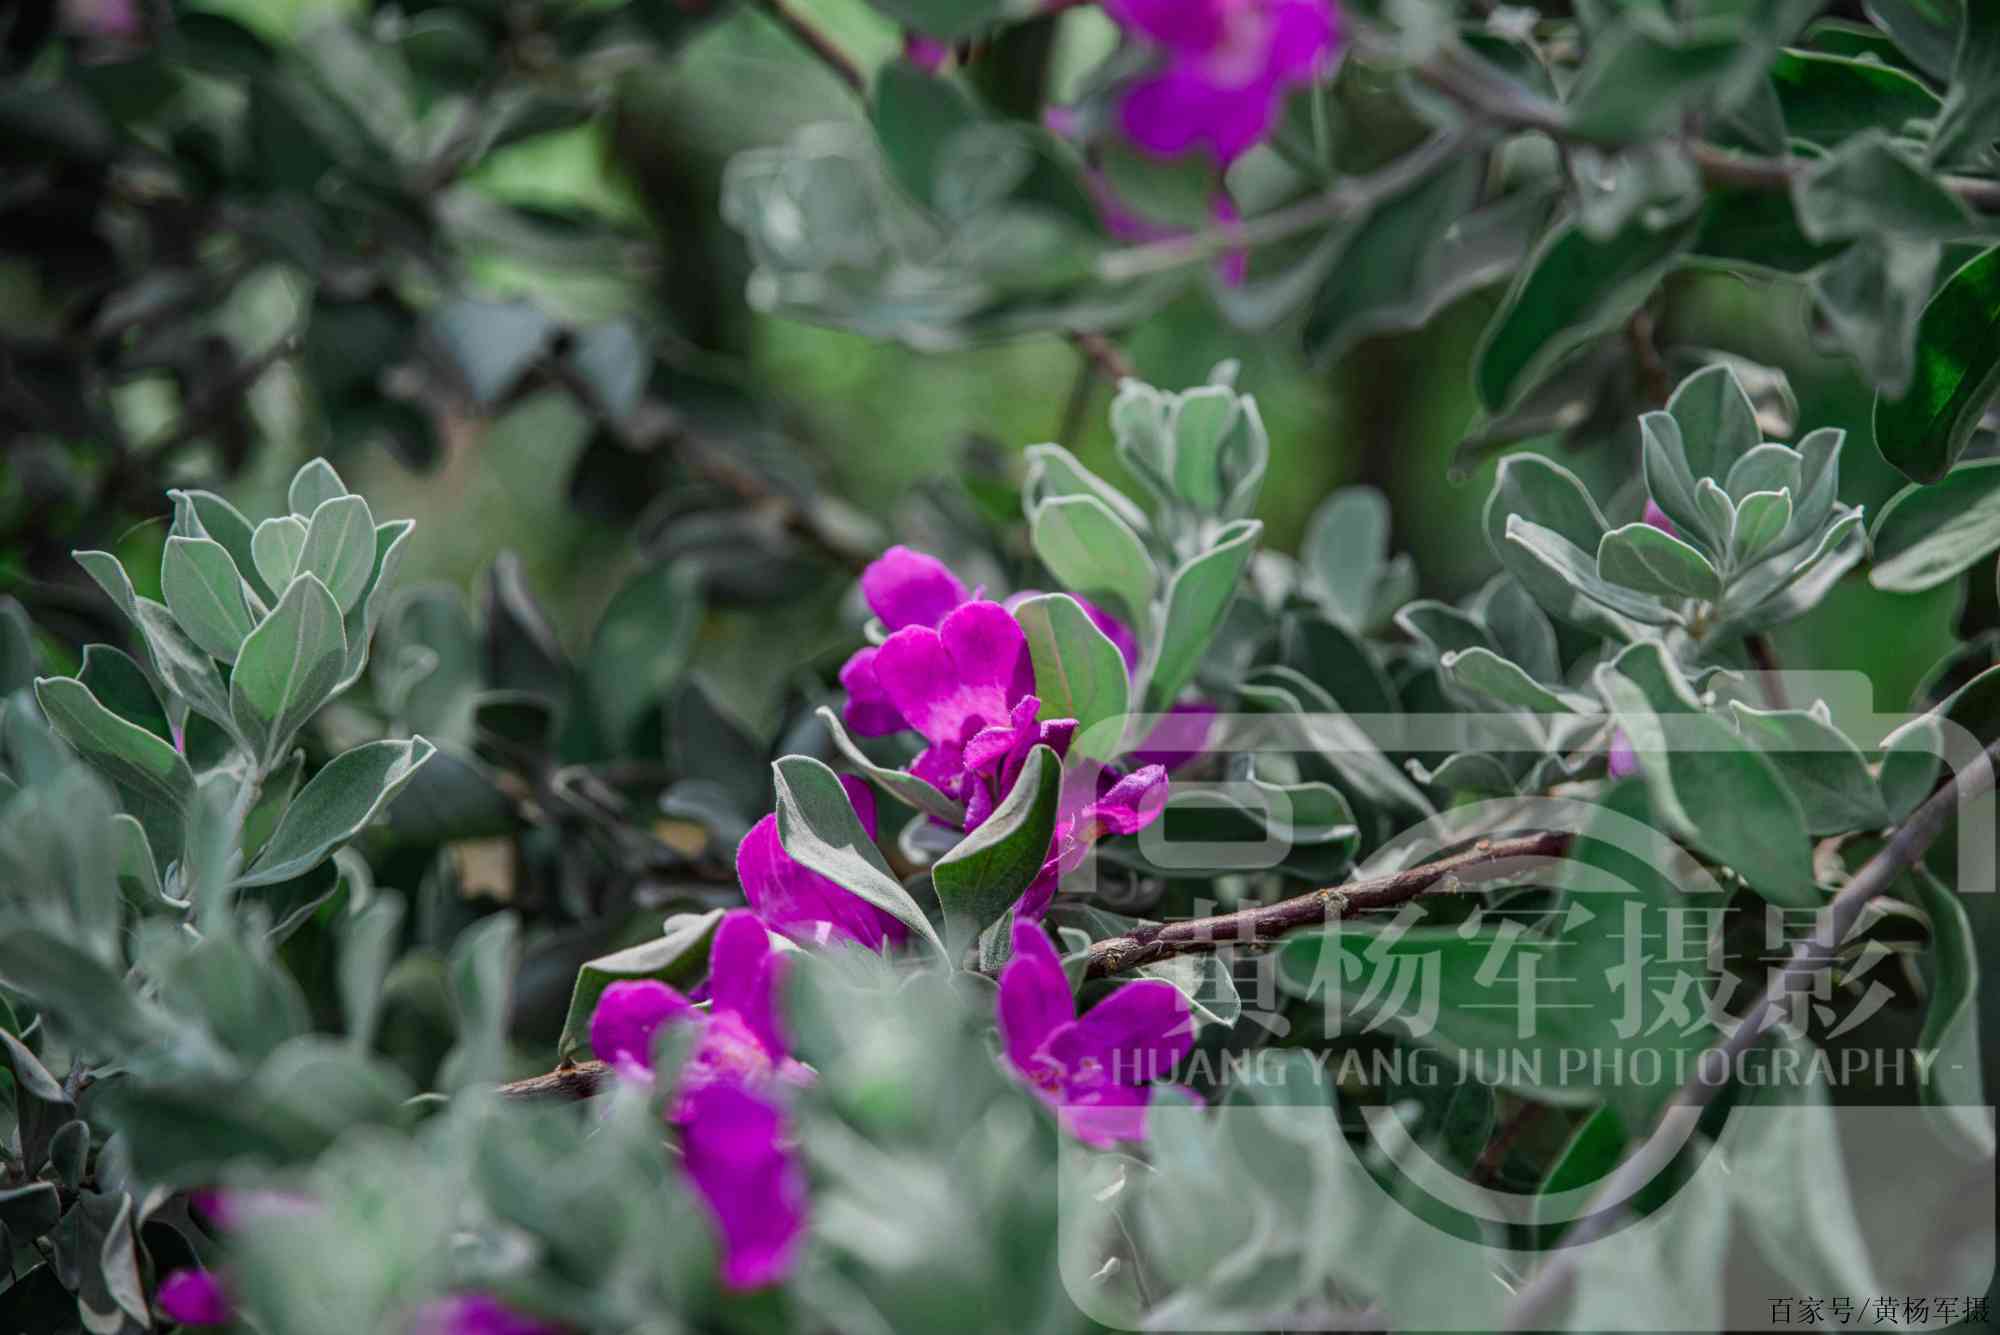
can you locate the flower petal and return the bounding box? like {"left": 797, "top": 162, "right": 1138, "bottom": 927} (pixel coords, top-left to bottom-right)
{"left": 861, "top": 545, "right": 969, "bottom": 631}
{"left": 838, "top": 647, "right": 906, "bottom": 737}
{"left": 590, "top": 979, "right": 697, "bottom": 1081}
{"left": 1084, "top": 765, "right": 1170, "bottom": 837}
{"left": 1058, "top": 1080, "right": 1154, "bottom": 1148}
{"left": 708, "top": 910, "right": 787, "bottom": 1059}
{"left": 1105, "top": 0, "right": 1227, "bottom": 52}
{"left": 874, "top": 622, "right": 1012, "bottom": 748}
{"left": 940, "top": 600, "right": 1034, "bottom": 702}
{"left": 680, "top": 1080, "right": 808, "bottom": 1291}
{"left": 407, "top": 1294, "right": 564, "bottom": 1335}
{"left": 1131, "top": 701, "right": 1215, "bottom": 771}
{"left": 737, "top": 808, "right": 907, "bottom": 952}
{"left": 157, "top": 1269, "right": 233, "bottom": 1326}
{"left": 997, "top": 919, "right": 1074, "bottom": 1071}
{"left": 1050, "top": 978, "right": 1194, "bottom": 1086}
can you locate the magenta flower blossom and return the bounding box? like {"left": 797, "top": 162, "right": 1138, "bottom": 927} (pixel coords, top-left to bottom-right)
{"left": 158, "top": 1269, "right": 232, "bottom": 1326}
{"left": 407, "top": 1295, "right": 563, "bottom": 1335}
{"left": 902, "top": 31, "right": 949, "bottom": 71}
{"left": 1015, "top": 764, "right": 1171, "bottom": 920}
{"left": 678, "top": 1079, "right": 810, "bottom": 1290}
{"left": 589, "top": 911, "right": 808, "bottom": 1290}
{"left": 738, "top": 774, "right": 909, "bottom": 950}
{"left": 1642, "top": 498, "right": 1678, "bottom": 538}
{"left": 997, "top": 920, "right": 1195, "bottom": 1146}
{"left": 1110, "top": 0, "right": 1340, "bottom": 164}
{"left": 840, "top": 547, "right": 1141, "bottom": 739}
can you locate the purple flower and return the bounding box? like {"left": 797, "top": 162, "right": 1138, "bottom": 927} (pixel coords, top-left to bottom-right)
{"left": 589, "top": 911, "right": 808, "bottom": 1290}
{"left": 872, "top": 599, "right": 1042, "bottom": 807}
{"left": 996, "top": 920, "right": 1195, "bottom": 1146}
{"left": 158, "top": 1269, "right": 232, "bottom": 1326}
{"left": 407, "top": 1295, "right": 563, "bottom": 1335}
{"left": 1014, "top": 764, "right": 1171, "bottom": 921}
{"left": 838, "top": 546, "right": 972, "bottom": 737}
{"left": 1608, "top": 728, "right": 1640, "bottom": 779}
{"left": 1130, "top": 700, "right": 1217, "bottom": 772}
{"left": 902, "top": 31, "right": 949, "bottom": 71}
{"left": 739, "top": 775, "right": 910, "bottom": 950}
{"left": 680, "top": 1079, "right": 809, "bottom": 1291}
{"left": 1111, "top": 0, "right": 1340, "bottom": 164}
{"left": 1642, "top": 498, "right": 1678, "bottom": 538}
{"left": 840, "top": 548, "right": 1142, "bottom": 739}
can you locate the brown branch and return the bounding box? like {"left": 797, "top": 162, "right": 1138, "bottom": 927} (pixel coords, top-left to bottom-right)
{"left": 1071, "top": 331, "right": 1134, "bottom": 382}
{"left": 497, "top": 1059, "right": 612, "bottom": 1103}
{"left": 1506, "top": 737, "right": 2000, "bottom": 1327}
{"left": 1082, "top": 830, "right": 1573, "bottom": 979}
{"left": 755, "top": 0, "right": 866, "bottom": 95}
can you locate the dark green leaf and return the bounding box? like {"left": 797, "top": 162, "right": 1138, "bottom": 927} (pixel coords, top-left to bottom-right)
{"left": 556, "top": 910, "right": 723, "bottom": 1062}
{"left": 1475, "top": 213, "right": 1698, "bottom": 411}
{"left": 933, "top": 744, "right": 1061, "bottom": 954}
{"left": 1873, "top": 243, "right": 2000, "bottom": 483}
{"left": 238, "top": 737, "right": 436, "bottom": 887}
{"left": 772, "top": 755, "right": 945, "bottom": 958}
{"left": 1869, "top": 458, "right": 2000, "bottom": 590}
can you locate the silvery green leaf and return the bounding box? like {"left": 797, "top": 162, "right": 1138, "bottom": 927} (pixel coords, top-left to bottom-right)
{"left": 933, "top": 743, "right": 1061, "bottom": 954}
{"left": 1725, "top": 443, "right": 1803, "bottom": 504}
{"left": 171, "top": 488, "right": 276, "bottom": 604}
{"left": 816, "top": 706, "right": 967, "bottom": 826}
{"left": 230, "top": 573, "right": 348, "bottom": 769}
{"left": 336, "top": 518, "right": 416, "bottom": 691}
{"left": 1012, "top": 593, "right": 1131, "bottom": 760}
{"left": 162, "top": 536, "right": 260, "bottom": 663}
{"left": 1877, "top": 714, "right": 1944, "bottom": 822}
{"left": 1474, "top": 575, "right": 1561, "bottom": 685}
{"left": 1508, "top": 517, "right": 1679, "bottom": 624}
{"left": 1728, "top": 700, "right": 1888, "bottom": 834}
{"left": 556, "top": 909, "right": 724, "bottom": 1062}
{"left": 1021, "top": 443, "right": 1151, "bottom": 531}
{"left": 237, "top": 737, "right": 437, "bottom": 887}
{"left": 1667, "top": 362, "right": 1763, "bottom": 481}
{"left": 338, "top": 891, "right": 405, "bottom": 1052}
{"left": 1596, "top": 644, "right": 1813, "bottom": 906}
{"left": 1148, "top": 520, "right": 1260, "bottom": 708}
{"left": 33, "top": 675, "right": 195, "bottom": 821}
{"left": 1405, "top": 749, "right": 1522, "bottom": 796}
{"left": 1485, "top": 455, "right": 1642, "bottom": 638}
{"left": 1031, "top": 494, "right": 1158, "bottom": 635}
{"left": 773, "top": 755, "right": 946, "bottom": 959}
{"left": 1440, "top": 647, "right": 1598, "bottom": 714}
{"left": 1300, "top": 487, "right": 1390, "bottom": 632}
{"left": 253, "top": 516, "right": 309, "bottom": 593}
{"left": 1728, "top": 489, "right": 1794, "bottom": 569}
{"left": 1639, "top": 410, "right": 1718, "bottom": 554}
{"left": 288, "top": 457, "right": 349, "bottom": 518}
{"left": 1395, "top": 600, "right": 1492, "bottom": 662}
{"left": 297, "top": 494, "right": 377, "bottom": 612}
{"left": 1694, "top": 477, "right": 1737, "bottom": 549}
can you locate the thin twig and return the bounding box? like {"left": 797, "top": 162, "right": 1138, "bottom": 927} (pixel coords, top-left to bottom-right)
{"left": 1506, "top": 737, "right": 2000, "bottom": 1327}
{"left": 1082, "top": 831, "right": 1572, "bottom": 978}
{"left": 1070, "top": 331, "right": 1135, "bottom": 382}
{"left": 755, "top": 0, "right": 866, "bottom": 94}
